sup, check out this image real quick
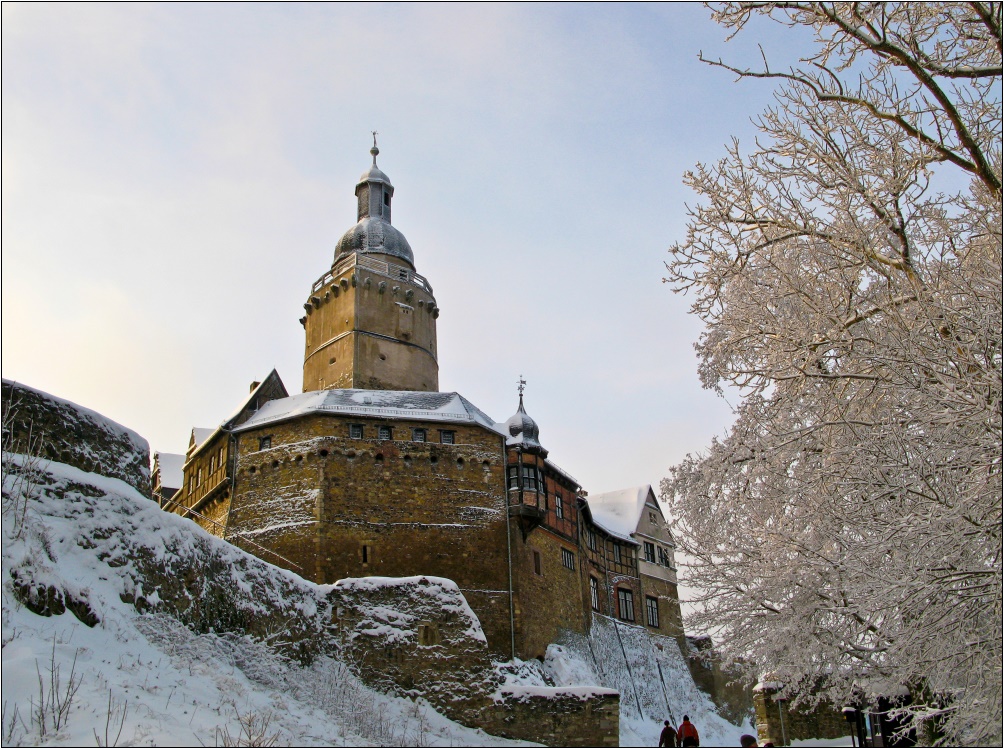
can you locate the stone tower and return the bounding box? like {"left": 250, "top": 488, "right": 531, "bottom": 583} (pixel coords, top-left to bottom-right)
{"left": 301, "top": 143, "right": 440, "bottom": 393}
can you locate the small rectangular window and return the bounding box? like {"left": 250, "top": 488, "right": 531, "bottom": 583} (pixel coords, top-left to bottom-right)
{"left": 613, "top": 544, "right": 622, "bottom": 565}
{"left": 378, "top": 425, "right": 392, "bottom": 440}
{"left": 259, "top": 436, "right": 271, "bottom": 450}
{"left": 590, "top": 577, "right": 600, "bottom": 612}
{"left": 439, "top": 430, "right": 455, "bottom": 444}
{"left": 521, "top": 464, "right": 538, "bottom": 491}
{"left": 587, "top": 528, "right": 597, "bottom": 552}
{"left": 555, "top": 493, "right": 564, "bottom": 519}
{"left": 361, "top": 544, "right": 370, "bottom": 564}
{"left": 646, "top": 596, "right": 660, "bottom": 628}
{"left": 412, "top": 428, "right": 426, "bottom": 442}
{"left": 659, "top": 547, "right": 671, "bottom": 567}
{"left": 644, "top": 541, "right": 656, "bottom": 563}
{"left": 533, "top": 550, "right": 542, "bottom": 575}
{"left": 618, "top": 588, "right": 635, "bottom": 622}
{"left": 349, "top": 424, "right": 364, "bottom": 439}
{"left": 209, "top": 455, "right": 216, "bottom": 473}
{"left": 561, "top": 548, "right": 575, "bottom": 570}
{"left": 197, "top": 467, "right": 203, "bottom": 486}
{"left": 507, "top": 465, "right": 519, "bottom": 490}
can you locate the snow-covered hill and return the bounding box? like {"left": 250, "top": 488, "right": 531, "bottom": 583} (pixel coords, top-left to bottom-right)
{"left": 1, "top": 455, "right": 535, "bottom": 747}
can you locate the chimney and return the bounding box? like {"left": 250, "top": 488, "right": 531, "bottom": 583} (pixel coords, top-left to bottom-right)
{"left": 250, "top": 381, "right": 260, "bottom": 393}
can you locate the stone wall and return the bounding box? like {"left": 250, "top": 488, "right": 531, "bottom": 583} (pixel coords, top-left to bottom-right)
{"left": 754, "top": 686, "right": 850, "bottom": 746}
{"left": 331, "top": 575, "right": 618, "bottom": 748}
{"left": 484, "top": 687, "right": 620, "bottom": 747}
{"left": 511, "top": 524, "right": 589, "bottom": 659}
{"left": 2, "top": 379, "right": 150, "bottom": 497}
{"left": 227, "top": 412, "right": 518, "bottom": 654}
{"left": 685, "top": 636, "right": 754, "bottom": 727}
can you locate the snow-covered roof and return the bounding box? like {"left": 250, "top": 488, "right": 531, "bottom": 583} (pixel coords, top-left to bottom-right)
{"left": 502, "top": 396, "right": 547, "bottom": 456}
{"left": 233, "top": 389, "right": 505, "bottom": 435}
{"left": 154, "top": 452, "right": 185, "bottom": 490}
{"left": 586, "top": 485, "right": 656, "bottom": 542}
{"left": 192, "top": 427, "right": 216, "bottom": 448}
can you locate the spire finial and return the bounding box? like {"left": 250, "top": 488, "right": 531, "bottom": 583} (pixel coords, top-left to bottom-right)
{"left": 370, "top": 131, "right": 380, "bottom": 165}
{"left": 517, "top": 375, "right": 526, "bottom": 407}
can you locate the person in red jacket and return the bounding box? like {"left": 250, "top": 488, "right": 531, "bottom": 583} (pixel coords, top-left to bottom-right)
{"left": 677, "top": 715, "right": 700, "bottom": 747}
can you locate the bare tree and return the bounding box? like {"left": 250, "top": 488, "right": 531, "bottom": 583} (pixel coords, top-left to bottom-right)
{"left": 662, "top": 3, "right": 1001, "bottom": 744}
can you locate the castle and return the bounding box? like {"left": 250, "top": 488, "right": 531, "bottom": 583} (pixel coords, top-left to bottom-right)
{"left": 152, "top": 143, "right": 684, "bottom": 660}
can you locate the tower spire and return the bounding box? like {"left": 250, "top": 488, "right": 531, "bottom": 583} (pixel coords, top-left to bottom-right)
{"left": 371, "top": 131, "right": 379, "bottom": 165}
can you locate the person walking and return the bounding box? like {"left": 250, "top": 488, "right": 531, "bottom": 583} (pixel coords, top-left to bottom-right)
{"left": 677, "top": 715, "right": 700, "bottom": 747}
{"left": 658, "top": 720, "right": 677, "bottom": 747}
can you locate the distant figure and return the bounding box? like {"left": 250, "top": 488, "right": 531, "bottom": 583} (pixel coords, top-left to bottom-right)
{"left": 659, "top": 720, "right": 677, "bottom": 747}
{"left": 739, "top": 735, "right": 758, "bottom": 748}
{"left": 678, "top": 715, "right": 700, "bottom": 747}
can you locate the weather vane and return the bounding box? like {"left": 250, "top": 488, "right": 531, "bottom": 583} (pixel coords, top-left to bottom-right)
{"left": 518, "top": 375, "right": 526, "bottom": 398}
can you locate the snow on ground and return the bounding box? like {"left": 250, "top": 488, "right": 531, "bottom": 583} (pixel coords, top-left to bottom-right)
{"left": 1, "top": 455, "right": 535, "bottom": 747}
{"left": 543, "top": 618, "right": 753, "bottom": 747}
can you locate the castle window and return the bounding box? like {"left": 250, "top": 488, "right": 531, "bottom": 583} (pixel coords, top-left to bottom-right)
{"left": 644, "top": 542, "right": 656, "bottom": 563}
{"left": 658, "top": 547, "right": 671, "bottom": 567}
{"left": 439, "top": 430, "right": 455, "bottom": 444}
{"left": 378, "top": 426, "right": 393, "bottom": 440}
{"left": 383, "top": 191, "right": 390, "bottom": 207}
{"left": 561, "top": 548, "right": 575, "bottom": 570}
{"left": 587, "top": 528, "right": 598, "bottom": 552}
{"left": 259, "top": 436, "right": 271, "bottom": 450}
{"left": 209, "top": 455, "right": 216, "bottom": 473}
{"left": 613, "top": 544, "right": 622, "bottom": 565}
{"left": 649, "top": 512, "right": 657, "bottom": 524}
{"left": 646, "top": 596, "right": 660, "bottom": 628}
{"left": 197, "top": 467, "right": 203, "bottom": 486}
{"left": 555, "top": 493, "right": 564, "bottom": 519}
{"left": 412, "top": 428, "right": 426, "bottom": 442}
{"left": 349, "top": 424, "right": 364, "bottom": 439}
{"left": 361, "top": 545, "right": 371, "bottom": 564}
{"left": 533, "top": 550, "right": 542, "bottom": 576}
{"left": 617, "top": 589, "right": 635, "bottom": 622}
{"left": 590, "top": 577, "right": 600, "bottom": 612}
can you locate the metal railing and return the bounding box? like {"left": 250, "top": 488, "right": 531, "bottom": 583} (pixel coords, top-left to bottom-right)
{"left": 311, "top": 253, "right": 432, "bottom": 294}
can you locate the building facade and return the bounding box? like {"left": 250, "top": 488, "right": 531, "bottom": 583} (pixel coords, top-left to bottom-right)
{"left": 160, "top": 147, "right": 684, "bottom": 659}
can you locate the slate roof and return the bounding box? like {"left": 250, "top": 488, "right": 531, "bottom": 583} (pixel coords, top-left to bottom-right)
{"left": 233, "top": 389, "right": 505, "bottom": 435}
{"left": 585, "top": 485, "right": 658, "bottom": 542}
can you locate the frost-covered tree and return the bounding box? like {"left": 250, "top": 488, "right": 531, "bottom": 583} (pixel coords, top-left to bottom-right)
{"left": 662, "top": 3, "right": 1002, "bottom": 744}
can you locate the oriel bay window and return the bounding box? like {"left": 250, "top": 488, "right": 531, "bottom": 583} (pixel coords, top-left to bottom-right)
{"left": 507, "top": 463, "right": 542, "bottom": 492}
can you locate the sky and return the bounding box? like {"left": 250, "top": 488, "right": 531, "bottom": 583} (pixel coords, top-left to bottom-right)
{"left": 2, "top": 3, "right": 805, "bottom": 496}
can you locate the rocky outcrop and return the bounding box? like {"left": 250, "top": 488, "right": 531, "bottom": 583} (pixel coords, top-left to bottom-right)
{"left": 2, "top": 379, "right": 150, "bottom": 497}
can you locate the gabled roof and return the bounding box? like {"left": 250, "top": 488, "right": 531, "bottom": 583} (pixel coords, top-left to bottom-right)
{"left": 187, "top": 369, "right": 289, "bottom": 462}
{"left": 585, "top": 485, "right": 658, "bottom": 542}
{"left": 153, "top": 452, "right": 185, "bottom": 490}
{"left": 233, "top": 389, "right": 505, "bottom": 435}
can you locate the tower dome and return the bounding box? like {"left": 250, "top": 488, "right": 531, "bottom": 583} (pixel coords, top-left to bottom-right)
{"left": 332, "top": 139, "right": 415, "bottom": 269}
{"left": 505, "top": 394, "right": 548, "bottom": 457}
